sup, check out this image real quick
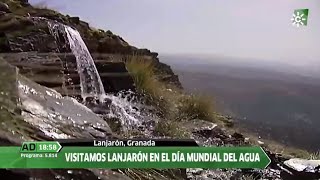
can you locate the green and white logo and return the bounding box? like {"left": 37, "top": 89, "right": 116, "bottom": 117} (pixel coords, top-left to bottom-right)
{"left": 291, "top": 9, "right": 309, "bottom": 27}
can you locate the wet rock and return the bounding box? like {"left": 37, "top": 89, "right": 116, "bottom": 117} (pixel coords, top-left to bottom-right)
{"left": 18, "top": 74, "right": 113, "bottom": 139}
{"left": 84, "top": 96, "right": 111, "bottom": 114}
{"left": 0, "top": 2, "right": 10, "bottom": 13}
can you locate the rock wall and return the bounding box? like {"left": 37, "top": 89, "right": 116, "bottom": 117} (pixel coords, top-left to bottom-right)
{"left": 2, "top": 53, "right": 136, "bottom": 98}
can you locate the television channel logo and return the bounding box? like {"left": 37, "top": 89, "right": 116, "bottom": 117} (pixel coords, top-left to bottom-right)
{"left": 291, "top": 9, "right": 309, "bottom": 27}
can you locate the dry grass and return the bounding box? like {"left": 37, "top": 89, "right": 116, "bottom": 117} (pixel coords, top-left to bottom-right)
{"left": 125, "top": 55, "right": 175, "bottom": 115}
{"left": 125, "top": 55, "right": 155, "bottom": 94}
{"left": 125, "top": 55, "right": 218, "bottom": 139}
{"left": 154, "top": 120, "right": 189, "bottom": 138}
{"left": 125, "top": 55, "right": 217, "bottom": 122}
{"left": 309, "top": 151, "right": 320, "bottom": 160}
{"left": 177, "top": 94, "right": 216, "bottom": 122}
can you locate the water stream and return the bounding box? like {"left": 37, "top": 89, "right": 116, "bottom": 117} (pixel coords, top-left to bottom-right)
{"left": 47, "top": 21, "right": 144, "bottom": 129}
{"left": 64, "top": 26, "right": 106, "bottom": 101}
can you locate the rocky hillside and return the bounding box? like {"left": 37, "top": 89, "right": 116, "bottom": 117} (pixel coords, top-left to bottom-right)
{"left": 0, "top": 0, "right": 181, "bottom": 97}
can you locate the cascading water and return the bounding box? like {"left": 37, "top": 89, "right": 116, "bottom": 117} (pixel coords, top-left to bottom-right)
{"left": 48, "top": 21, "right": 105, "bottom": 100}
{"left": 47, "top": 21, "right": 145, "bottom": 129}
{"left": 64, "top": 26, "right": 106, "bottom": 100}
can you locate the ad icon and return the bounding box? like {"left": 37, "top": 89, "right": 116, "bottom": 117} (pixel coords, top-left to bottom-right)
{"left": 291, "top": 9, "right": 309, "bottom": 27}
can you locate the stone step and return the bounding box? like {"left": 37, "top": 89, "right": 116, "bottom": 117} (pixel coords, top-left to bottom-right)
{"left": 95, "top": 62, "right": 128, "bottom": 73}
{"left": 31, "top": 76, "right": 64, "bottom": 88}
{"left": 100, "top": 72, "right": 131, "bottom": 77}
{"left": 16, "top": 64, "right": 77, "bottom": 74}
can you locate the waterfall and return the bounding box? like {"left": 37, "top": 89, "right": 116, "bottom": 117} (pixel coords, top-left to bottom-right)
{"left": 64, "top": 26, "right": 106, "bottom": 100}
{"left": 47, "top": 21, "right": 105, "bottom": 101}
{"left": 47, "top": 21, "right": 144, "bottom": 128}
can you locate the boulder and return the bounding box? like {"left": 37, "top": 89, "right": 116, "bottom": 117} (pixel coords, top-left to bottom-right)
{"left": 79, "top": 20, "right": 90, "bottom": 29}
{"left": 284, "top": 158, "right": 320, "bottom": 173}
{"left": 97, "top": 35, "right": 131, "bottom": 54}
{"left": 69, "top": 16, "right": 80, "bottom": 24}
{"left": 280, "top": 158, "right": 320, "bottom": 180}
{"left": 0, "top": 2, "right": 10, "bottom": 13}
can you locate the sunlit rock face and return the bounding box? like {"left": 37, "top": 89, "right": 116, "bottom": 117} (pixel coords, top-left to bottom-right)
{"left": 18, "top": 75, "right": 113, "bottom": 139}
